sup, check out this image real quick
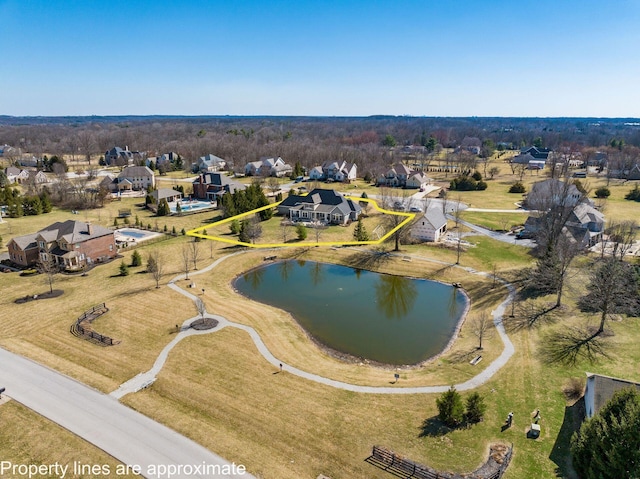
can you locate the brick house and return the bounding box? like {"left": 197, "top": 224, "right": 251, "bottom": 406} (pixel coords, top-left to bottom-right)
{"left": 7, "top": 220, "right": 117, "bottom": 270}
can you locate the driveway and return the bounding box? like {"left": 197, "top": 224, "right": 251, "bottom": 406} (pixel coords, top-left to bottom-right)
{"left": 0, "top": 348, "right": 254, "bottom": 479}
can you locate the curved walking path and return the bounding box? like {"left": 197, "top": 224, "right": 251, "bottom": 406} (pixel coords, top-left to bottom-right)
{"left": 112, "top": 249, "right": 516, "bottom": 397}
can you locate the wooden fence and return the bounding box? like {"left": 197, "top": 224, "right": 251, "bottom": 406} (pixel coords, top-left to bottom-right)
{"left": 368, "top": 444, "right": 512, "bottom": 479}
{"left": 70, "top": 303, "right": 120, "bottom": 346}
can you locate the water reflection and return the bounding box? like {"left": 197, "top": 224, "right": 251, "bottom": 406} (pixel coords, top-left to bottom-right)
{"left": 310, "top": 261, "right": 324, "bottom": 286}
{"left": 277, "top": 260, "right": 293, "bottom": 281}
{"left": 243, "top": 268, "right": 265, "bottom": 289}
{"left": 374, "top": 274, "right": 418, "bottom": 319}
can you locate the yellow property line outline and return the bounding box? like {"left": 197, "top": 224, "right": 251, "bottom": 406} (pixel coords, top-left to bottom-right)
{"left": 186, "top": 196, "right": 416, "bottom": 248}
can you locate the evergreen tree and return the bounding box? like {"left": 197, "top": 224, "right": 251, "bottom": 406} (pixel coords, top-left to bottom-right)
{"left": 157, "top": 198, "right": 170, "bottom": 216}
{"left": 238, "top": 219, "right": 250, "bottom": 243}
{"left": 465, "top": 392, "right": 487, "bottom": 424}
{"left": 119, "top": 261, "right": 129, "bottom": 276}
{"left": 436, "top": 386, "right": 464, "bottom": 427}
{"left": 296, "top": 223, "right": 308, "bottom": 241}
{"left": 131, "top": 250, "right": 142, "bottom": 267}
{"left": 353, "top": 218, "right": 370, "bottom": 241}
{"left": 571, "top": 388, "right": 640, "bottom": 479}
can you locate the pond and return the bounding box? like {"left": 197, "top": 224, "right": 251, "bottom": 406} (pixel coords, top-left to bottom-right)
{"left": 234, "top": 261, "right": 468, "bottom": 365}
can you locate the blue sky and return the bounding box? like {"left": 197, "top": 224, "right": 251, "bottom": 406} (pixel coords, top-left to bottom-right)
{"left": 1, "top": 0, "right": 639, "bottom": 117}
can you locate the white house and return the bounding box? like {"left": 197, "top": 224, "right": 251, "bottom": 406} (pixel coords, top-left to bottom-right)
{"left": 117, "top": 166, "right": 155, "bottom": 190}
{"left": 244, "top": 157, "right": 292, "bottom": 177}
{"left": 410, "top": 206, "right": 448, "bottom": 242}
{"left": 309, "top": 166, "right": 324, "bottom": 180}
{"left": 194, "top": 154, "right": 226, "bottom": 173}
{"left": 405, "top": 172, "right": 430, "bottom": 190}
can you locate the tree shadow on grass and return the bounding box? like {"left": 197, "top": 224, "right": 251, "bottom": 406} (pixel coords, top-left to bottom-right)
{"left": 418, "top": 416, "right": 451, "bottom": 438}
{"left": 344, "top": 248, "right": 391, "bottom": 270}
{"left": 549, "top": 398, "right": 584, "bottom": 479}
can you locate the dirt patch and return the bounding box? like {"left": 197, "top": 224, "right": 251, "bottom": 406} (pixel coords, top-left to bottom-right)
{"left": 191, "top": 318, "right": 219, "bottom": 330}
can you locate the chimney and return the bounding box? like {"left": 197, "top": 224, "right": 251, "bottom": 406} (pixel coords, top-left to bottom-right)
{"left": 87, "top": 222, "right": 93, "bottom": 235}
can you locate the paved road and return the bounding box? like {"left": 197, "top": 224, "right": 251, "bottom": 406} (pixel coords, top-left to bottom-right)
{"left": 452, "top": 216, "right": 536, "bottom": 248}
{"left": 0, "top": 348, "right": 254, "bottom": 479}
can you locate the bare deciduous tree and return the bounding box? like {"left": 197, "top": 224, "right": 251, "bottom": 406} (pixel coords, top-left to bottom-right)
{"left": 181, "top": 244, "right": 191, "bottom": 280}
{"left": 189, "top": 240, "right": 201, "bottom": 270}
{"left": 195, "top": 298, "right": 206, "bottom": 319}
{"left": 37, "top": 253, "right": 58, "bottom": 294}
{"left": 148, "top": 251, "right": 164, "bottom": 288}
{"left": 471, "top": 312, "right": 493, "bottom": 350}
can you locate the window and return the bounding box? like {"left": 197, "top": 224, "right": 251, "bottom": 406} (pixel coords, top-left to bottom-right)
{"left": 109, "top": 245, "right": 113, "bottom": 251}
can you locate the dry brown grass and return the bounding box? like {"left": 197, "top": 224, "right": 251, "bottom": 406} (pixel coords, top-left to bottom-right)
{"left": 0, "top": 400, "right": 138, "bottom": 478}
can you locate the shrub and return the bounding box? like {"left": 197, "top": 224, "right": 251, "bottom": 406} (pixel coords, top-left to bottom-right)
{"left": 436, "top": 386, "right": 464, "bottom": 427}
{"left": 230, "top": 219, "right": 241, "bottom": 235}
{"left": 509, "top": 182, "right": 526, "bottom": 193}
{"left": 471, "top": 171, "right": 483, "bottom": 181}
{"left": 594, "top": 187, "right": 610, "bottom": 199}
{"left": 476, "top": 180, "right": 488, "bottom": 190}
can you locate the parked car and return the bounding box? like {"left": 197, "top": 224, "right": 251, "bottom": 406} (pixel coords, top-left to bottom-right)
{"left": 409, "top": 206, "right": 422, "bottom": 212}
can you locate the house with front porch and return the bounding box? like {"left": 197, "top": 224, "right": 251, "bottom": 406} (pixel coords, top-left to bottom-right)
{"left": 277, "top": 188, "right": 361, "bottom": 225}
{"left": 8, "top": 220, "right": 117, "bottom": 270}
{"left": 377, "top": 163, "right": 413, "bottom": 187}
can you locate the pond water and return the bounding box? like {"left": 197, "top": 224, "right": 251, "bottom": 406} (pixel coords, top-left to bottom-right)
{"left": 233, "top": 261, "right": 468, "bottom": 365}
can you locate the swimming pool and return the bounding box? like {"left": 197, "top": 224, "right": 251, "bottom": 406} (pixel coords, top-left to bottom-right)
{"left": 171, "top": 200, "right": 216, "bottom": 214}
{"left": 115, "top": 228, "right": 162, "bottom": 243}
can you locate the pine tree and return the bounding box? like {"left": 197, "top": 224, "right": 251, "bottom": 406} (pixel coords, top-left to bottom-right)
{"left": 119, "top": 261, "right": 129, "bottom": 276}
{"left": 353, "top": 218, "right": 370, "bottom": 241}
{"left": 465, "top": 392, "right": 486, "bottom": 424}
{"left": 296, "top": 223, "right": 308, "bottom": 241}
{"left": 436, "top": 387, "right": 464, "bottom": 427}
{"left": 131, "top": 250, "right": 142, "bottom": 267}
{"left": 571, "top": 388, "right": 640, "bottom": 479}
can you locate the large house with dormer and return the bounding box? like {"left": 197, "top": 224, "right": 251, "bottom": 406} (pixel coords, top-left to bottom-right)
{"left": 192, "top": 172, "right": 246, "bottom": 201}
{"left": 308, "top": 161, "right": 357, "bottom": 182}
{"left": 277, "top": 188, "right": 361, "bottom": 225}
{"left": 7, "top": 220, "right": 117, "bottom": 270}
{"left": 244, "top": 157, "right": 292, "bottom": 177}
{"left": 193, "top": 154, "right": 226, "bottom": 173}
{"left": 377, "top": 163, "right": 414, "bottom": 187}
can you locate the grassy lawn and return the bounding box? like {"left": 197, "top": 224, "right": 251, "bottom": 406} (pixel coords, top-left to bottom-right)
{"left": 0, "top": 401, "right": 139, "bottom": 478}
{"left": 2, "top": 173, "right": 640, "bottom": 479}
{"left": 459, "top": 211, "right": 528, "bottom": 232}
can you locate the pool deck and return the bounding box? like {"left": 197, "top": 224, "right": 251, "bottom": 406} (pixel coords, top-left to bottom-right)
{"left": 114, "top": 228, "right": 164, "bottom": 245}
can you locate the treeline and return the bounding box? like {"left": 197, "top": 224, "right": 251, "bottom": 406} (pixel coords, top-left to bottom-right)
{"left": 219, "top": 183, "right": 272, "bottom": 220}
{"left": 0, "top": 186, "right": 52, "bottom": 217}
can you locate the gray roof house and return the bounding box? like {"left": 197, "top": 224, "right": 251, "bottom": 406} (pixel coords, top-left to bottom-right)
{"left": 193, "top": 154, "right": 226, "bottom": 173}
{"left": 410, "top": 206, "right": 448, "bottom": 242}
{"left": 277, "top": 188, "right": 361, "bottom": 225}
{"left": 244, "top": 157, "right": 292, "bottom": 177}
{"left": 523, "top": 179, "right": 585, "bottom": 210}
{"left": 377, "top": 163, "right": 414, "bottom": 187}
{"left": 152, "top": 188, "right": 183, "bottom": 205}
{"left": 584, "top": 372, "right": 640, "bottom": 418}
{"left": 8, "top": 220, "right": 116, "bottom": 270}
{"left": 192, "top": 172, "right": 246, "bottom": 200}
